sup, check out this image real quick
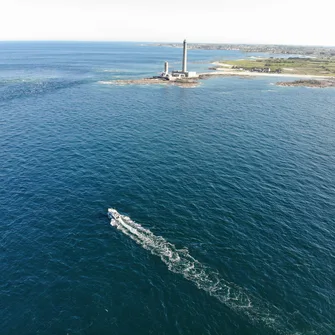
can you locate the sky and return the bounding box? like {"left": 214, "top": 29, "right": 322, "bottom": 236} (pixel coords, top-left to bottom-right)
{"left": 0, "top": 0, "right": 334, "bottom": 46}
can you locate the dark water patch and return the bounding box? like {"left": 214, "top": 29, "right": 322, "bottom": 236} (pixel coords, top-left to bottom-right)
{"left": 0, "top": 78, "right": 89, "bottom": 102}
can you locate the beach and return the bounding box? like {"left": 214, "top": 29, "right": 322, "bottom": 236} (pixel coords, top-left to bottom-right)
{"left": 209, "top": 61, "right": 333, "bottom": 79}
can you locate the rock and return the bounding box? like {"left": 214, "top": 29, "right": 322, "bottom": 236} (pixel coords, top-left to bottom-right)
{"left": 276, "top": 79, "right": 335, "bottom": 88}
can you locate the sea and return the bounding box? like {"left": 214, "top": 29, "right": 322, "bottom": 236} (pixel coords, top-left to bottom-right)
{"left": 1, "top": 42, "right": 334, "bottom": 335}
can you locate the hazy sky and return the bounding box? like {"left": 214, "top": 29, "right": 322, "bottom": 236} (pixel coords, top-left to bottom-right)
{"left": 0, "top": 0, "right": 334, "bottom": 45}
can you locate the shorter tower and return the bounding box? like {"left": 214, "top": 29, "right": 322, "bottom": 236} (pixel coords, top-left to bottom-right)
{"left": 164, "top": 61, "right": 169, "bottom": 74}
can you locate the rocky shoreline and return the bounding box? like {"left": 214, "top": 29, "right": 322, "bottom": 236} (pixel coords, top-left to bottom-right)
{"left": 99, "top": 74, "right": 335, "bottom": 89}
{"left": 99, "top": 72, "right": 255, "bottom": 88}
{"left": 99, "top": 78, "right": 199, "bottom": 87}
{"left": 276, "top": 79, "right": 335, "bottom": 88}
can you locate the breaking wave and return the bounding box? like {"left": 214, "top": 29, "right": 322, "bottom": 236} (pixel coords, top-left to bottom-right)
{"left": 109, "top": 211, "right": 296, "bottom": 334}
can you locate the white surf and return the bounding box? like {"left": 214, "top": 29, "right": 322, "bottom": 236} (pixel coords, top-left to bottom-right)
{"left": 108, "top": 209, "right": 296, "bottom": 334}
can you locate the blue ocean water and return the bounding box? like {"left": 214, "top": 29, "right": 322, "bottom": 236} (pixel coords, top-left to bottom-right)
{"left": 1, "top": 42, "right": 334, "bottom": 335}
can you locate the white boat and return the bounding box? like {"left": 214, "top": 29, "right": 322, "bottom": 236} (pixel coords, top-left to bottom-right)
{"left": 108, "top": 208, "right": 120, "bottom": 220}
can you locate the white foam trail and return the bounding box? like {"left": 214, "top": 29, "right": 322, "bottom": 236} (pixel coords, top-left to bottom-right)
{"left": 109, "top": 210, "right": 294, "bottom": 334}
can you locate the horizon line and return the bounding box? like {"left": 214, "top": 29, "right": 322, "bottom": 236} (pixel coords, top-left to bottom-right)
{"left": 0, "top": 40, "right": 334, "bottom": 48}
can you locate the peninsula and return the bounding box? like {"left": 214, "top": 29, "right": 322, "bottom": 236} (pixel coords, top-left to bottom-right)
{"left": 212, "top": 57, "right": 335, "bottom": 76}
{"left": 101, "top": 42, "right": 335, "bottom": 88}
{"left": 210, "top": 57, "right": 335, "bottom": 87}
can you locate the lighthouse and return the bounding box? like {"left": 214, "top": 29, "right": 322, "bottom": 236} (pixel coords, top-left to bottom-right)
{"left": 182, "top": 39, "right": 187, "bottom": 73}
{"left": 159, "top": 39, "right": 197, "bottom": 80}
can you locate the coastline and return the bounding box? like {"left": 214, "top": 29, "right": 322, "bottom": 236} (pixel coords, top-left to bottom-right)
{"left": 99, "top": 63, "right": 335, "bottom": 88}
{"left": 209, "top": 62, "right": 332, "bottom": 79}
{"left": 99, "top": 71, "right": 335, "bottom": 89}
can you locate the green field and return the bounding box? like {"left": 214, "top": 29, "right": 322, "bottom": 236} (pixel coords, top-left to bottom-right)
{"left": 220, "top": 57, "right": 335, "bottom": 76}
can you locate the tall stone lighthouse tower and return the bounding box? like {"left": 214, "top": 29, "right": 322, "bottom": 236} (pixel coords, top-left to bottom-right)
{"left": 182, "top": 39, "right": 187, "bottom": 73}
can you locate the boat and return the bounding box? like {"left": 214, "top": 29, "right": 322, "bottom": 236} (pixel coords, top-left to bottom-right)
{"left": 108, "top": 208, "right": 120, "bottom": 220}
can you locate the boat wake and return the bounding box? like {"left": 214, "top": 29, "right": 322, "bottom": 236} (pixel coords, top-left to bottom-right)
{"left": 108, "top": 209, "right": 296, "bottom": 334}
